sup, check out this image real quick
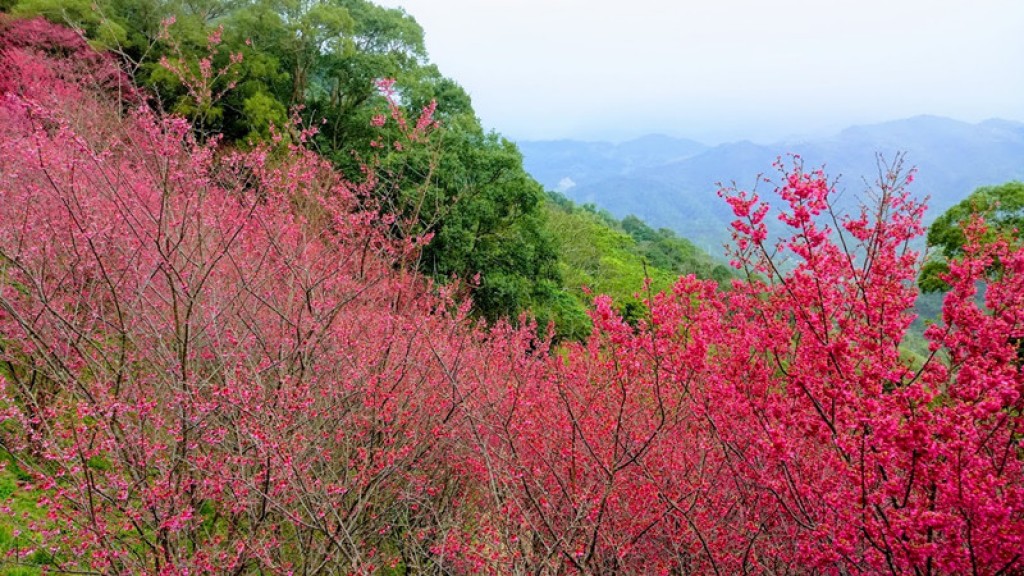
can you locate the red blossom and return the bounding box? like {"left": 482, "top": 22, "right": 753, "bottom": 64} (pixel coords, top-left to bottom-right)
{"left": 1, "top": 16, "right": 1022, "bottom": 576}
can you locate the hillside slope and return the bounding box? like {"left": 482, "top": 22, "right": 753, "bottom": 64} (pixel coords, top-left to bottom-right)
{"left": 521, "top": 116, "right": 1024, "bottom": 252}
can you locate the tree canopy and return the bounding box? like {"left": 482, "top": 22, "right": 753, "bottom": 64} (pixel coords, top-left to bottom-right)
{"left": 920, "top": 181, "right": 1024, "bottom": 292}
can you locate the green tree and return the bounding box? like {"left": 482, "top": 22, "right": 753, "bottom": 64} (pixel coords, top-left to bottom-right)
{"left": 370, "top": 123, "right": 564, "bottom": 323}
{"left": 919, "top": 181, "right": 1024, "bottom": 292}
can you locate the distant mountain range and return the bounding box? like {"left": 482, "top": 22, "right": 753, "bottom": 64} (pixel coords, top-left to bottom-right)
{"left": 518, "top": 116, "right": 1024, "bottom": 254}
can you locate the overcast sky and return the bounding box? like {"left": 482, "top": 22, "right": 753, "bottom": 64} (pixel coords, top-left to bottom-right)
{"left": 376, "top": 0, "right": 1024, "bottom": 144}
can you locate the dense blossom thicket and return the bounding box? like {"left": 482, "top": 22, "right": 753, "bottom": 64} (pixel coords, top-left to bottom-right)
{"left": 1, "top": 17, "right": 1022, "bottom": 575}
{"left": 458, "top": 164, "right": 1024, "bottom": 574}
{"left": 0, "top": 17, "right": 499, "bottom": 573}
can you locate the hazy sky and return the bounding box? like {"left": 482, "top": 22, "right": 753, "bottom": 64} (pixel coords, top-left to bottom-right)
{"left": 376, "top": 0, "right": 1023, "bottom": 144}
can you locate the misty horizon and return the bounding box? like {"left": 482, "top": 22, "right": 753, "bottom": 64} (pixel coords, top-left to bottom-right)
{"left": 511, "top": 114, "right": 1024, "bottom": 147}
{"left": 378, "top": 0, "right": 1024, "bottom": 145}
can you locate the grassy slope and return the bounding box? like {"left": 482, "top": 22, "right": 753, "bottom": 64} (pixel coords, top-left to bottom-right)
{"left": 0, "top": 455, "right": 44, "bottom": 574}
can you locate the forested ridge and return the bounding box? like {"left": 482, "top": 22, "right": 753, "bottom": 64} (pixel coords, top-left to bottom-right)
{"left": 0, "top": 3, "right": 1022, "bottom": 574}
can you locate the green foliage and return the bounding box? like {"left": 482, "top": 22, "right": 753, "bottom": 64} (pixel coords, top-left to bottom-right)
{"left": 415, "top": 133, "right": 562, "bottom": 319}
{"left": 241, "top": 90, "right": 287, "bottom": 140}
{"left": 528, "top": 281, "right": 592, "bottom": 342}
{"left": 927, "top": 181, "right": 1024, "bottom": 258}
{"left": 620, "top": 214, "right": 734, "bottom": 284}
{"left": 917, "top": 260, "right": 951, "bottom": 294}
{"left": 920, "top": 181, "right": 1024, "bottom": 291}
{"left": 544, "top": 192, "right": 732, "bottom": 328}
